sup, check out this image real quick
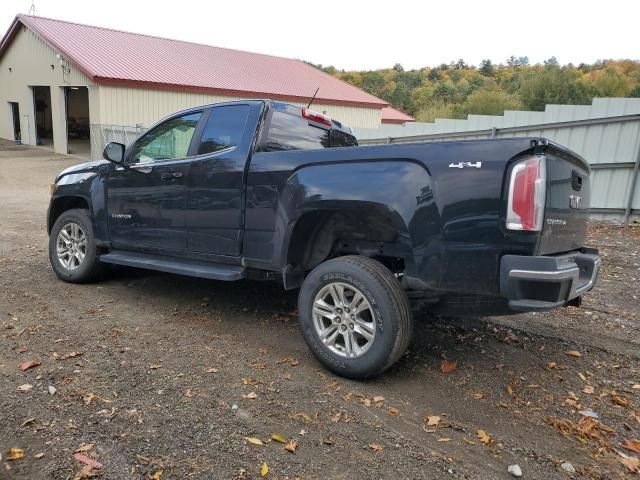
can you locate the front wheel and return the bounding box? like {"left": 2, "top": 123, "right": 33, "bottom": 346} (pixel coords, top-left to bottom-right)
{"left": 49, "top": 208, "right": 104, "bottom": 283}
{"left": 298, "top": 256, "right": 413, "bottom": 379}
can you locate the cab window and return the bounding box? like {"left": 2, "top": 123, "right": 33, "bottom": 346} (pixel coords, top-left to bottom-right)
{"left": 131, "top": 112, "right": 201, "bottom": 163}
{"left": 197, "top": 105, "right": 250, "bottom": 155}
{"left": 261, "top": 110, "right": 330, "bottom": 151}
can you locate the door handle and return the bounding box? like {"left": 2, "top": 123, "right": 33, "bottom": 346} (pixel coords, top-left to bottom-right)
{"left": 161, "top": 172, "right": 183, "bottom": 180}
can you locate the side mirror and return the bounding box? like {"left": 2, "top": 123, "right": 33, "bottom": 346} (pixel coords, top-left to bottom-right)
{"left": 103, "top": 142, "right": 125, "bottom": 164}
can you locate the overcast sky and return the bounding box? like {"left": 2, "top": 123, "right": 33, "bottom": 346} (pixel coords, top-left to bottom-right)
{"left": 1, "top": 0, "right": 638, "bottom": 71}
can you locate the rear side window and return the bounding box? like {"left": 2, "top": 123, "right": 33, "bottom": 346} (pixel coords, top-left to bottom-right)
{"left": 262, "top": 111, "right": 330, "bottom": 151}
{"left": 331, "top": 129, "right": 358, "bottom": 147}
{"left": 197, "top": 105, "right": 250, "bottom": 155}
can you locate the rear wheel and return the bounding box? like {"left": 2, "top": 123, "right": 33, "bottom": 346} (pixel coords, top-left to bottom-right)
{"left": 298, "top": 256, "right": 412, "bottom": 379}
{"left": 49, "top": 208, "right": 104, "bottom": 283}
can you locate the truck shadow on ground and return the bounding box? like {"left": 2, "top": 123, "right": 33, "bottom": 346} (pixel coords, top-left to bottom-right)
{"left": 103, "top": 265, "right": 541, "bottom": 383}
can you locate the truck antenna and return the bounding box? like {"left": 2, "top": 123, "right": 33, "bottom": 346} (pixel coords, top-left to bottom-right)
{"left": 307, "top": 87, "right": 320, "bottom": 109}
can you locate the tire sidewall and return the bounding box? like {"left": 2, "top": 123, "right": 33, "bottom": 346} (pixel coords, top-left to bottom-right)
{"left": 49, "top": 209, "right": 98, "bottom": 282}
{"left": 299, "top": 261, "right": 399, "bottom": 378}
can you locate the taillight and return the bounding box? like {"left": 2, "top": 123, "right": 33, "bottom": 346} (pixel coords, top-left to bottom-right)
{"left": 302, "top": 108, "right": 332, "bottom": 127}
{"left": 506, "top": 155, "right": 546, "bottom": 231}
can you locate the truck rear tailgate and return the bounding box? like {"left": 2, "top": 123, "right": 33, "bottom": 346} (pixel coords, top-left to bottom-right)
{"left": 538, "top": 143, "right": 590, "bottom": 255}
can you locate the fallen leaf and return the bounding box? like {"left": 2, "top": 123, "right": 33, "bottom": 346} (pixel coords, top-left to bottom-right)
{"left": 75, "top": 443, "right": 94, "bottom": 453}
{"left": 242, "top": 378, "right": 259, "bottom": 386}
{"left": 82, "top": 392, "right": 97, "bottom": 405}
{"left": 368, "top": 443, "right": 384, "bottom": 453}
{"left": 426, "top": 415, "right": 441, "bottom": 426}
{"left": 278, "top": 357, "right": 299, "bottom": 366}
{"left": 185, "top": 388, "right": 193, "bottom": 398}
{"left": 507, "top": 385, "right": 514, "bottom": 397}
{"left": 245, "top": 437, "right": 264, "bottom": 446}
{"left": 620, "top": 454, "right": 639, "bottom": 473}
{"left": 477, "top": 430, "right": 492, "bottom": 445}
{"left": 440, "top": 360, "right": 457, "bottom": 373}
{"left": 361, "top": 398, "right": 371, "bottom": 407}
{"left": 17, "top": 384, "right": 33, "bottom": 392}
{"left": 332, "top": 412, "right": 342, "bottom": 423}
{"left": 373, "top": 396, "right": 385, "bottom": 404}
{"left": 632, "top": 384, "right": 640, "bottom": 390}
{"left": 463, "top": 437, "right": 476, "bottom": 445}
{"left": 323, "top": 438, "right": 335, "bottom": 445}
{"left": 472, "top": 393, "right": 486, "bottom": 400}
{"left": 6, "top": 448, "right": 25, "bottom": 460}
{"left": 261, "top": 462, "right": 269, "bottom": 477}
{"left": 577, "top": 372, "right": 587, "bottom": 382}
{"left": 73, "top": 453, "right": 102, "bottom": 469}
{"left": 582, "top": 385, "right": 595, "bottom": 395}
{"left": 34, "top": 452, "right": 44, "bottom": 459}
{"left": 623, "top": 439, "right": 640, "bottom": 454}
{"left": 243, "top": 391, "right": 257, "bottom": 399}
{"left": 294, "top": 412, "right": 313, "bottom": 422}
{"left": 18, "top": 359, "right": 41, "bottom": 371}
{"left": 437, "top": 437, "right": 451, "bottom": 442}
{"left": 566, "top": 350, "right": 582, "bottom": 358}
{"left": 149, "top": 364, "right": 161, "bottom": 369}
{"left": 53, "top": 351, "right": 83, "bottom": 361}
{"left": 150, "top": 470, "right": 163, "bottom": 480}
{"left": 547, "top": 362, "right": 558, "bottom": 369}
{"left": 74, "top": 465, "right": 97, "bottom": 480}
{"left": 612, "top": 395, "right": 629, "bottom": 407}
{"left": 205, "top": 367, "right": 218, "bottom": 373}
{"left": 387, "top": 406, "right": 400, "bottom": 416}
{"left": 284, "top": 440, "right": 298, "bottom": 453}
{"left": 271, "top": 434, "right": 287, "bottom": 444}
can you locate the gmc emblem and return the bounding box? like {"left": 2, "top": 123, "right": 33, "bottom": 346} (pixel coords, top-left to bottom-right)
{"left": 569, "top": 195, "right": 581, "bottom": 209}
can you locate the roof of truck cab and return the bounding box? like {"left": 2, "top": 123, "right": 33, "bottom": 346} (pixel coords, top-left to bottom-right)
{"left": 0, "top": 15, "right": 388, "bottom": 109}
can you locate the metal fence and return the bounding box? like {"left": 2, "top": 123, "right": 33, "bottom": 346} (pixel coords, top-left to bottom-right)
{"left": 358, "top": 114, "right": 640, "bottom": 224}
{"left": 90, "top": 124, "right": 146, "bottom": 159}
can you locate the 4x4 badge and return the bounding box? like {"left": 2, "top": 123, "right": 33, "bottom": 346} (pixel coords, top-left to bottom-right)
{"left": 449, "top": 161, "right": 482, "bottom": 169}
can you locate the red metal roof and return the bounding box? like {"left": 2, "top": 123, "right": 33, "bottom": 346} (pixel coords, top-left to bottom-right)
{"left": 381, "top": 106, "right": 415, "bottom": 123}
{"left": 1, "top": 15, "right": 388, "bottom": 108}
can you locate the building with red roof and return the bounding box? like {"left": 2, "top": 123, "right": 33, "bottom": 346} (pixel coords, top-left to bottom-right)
{"left": 0, "top": 15, "right": 389, "bottom": 156}
{"left": 381, "top": 106, "right": 415, "bottom": 125}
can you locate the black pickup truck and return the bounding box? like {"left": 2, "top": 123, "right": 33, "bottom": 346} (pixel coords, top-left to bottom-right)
{"left": 48, "top": 100, "right": 600, "bottom": 378}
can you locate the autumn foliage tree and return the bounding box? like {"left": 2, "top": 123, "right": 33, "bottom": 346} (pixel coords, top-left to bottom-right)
{"left": 310, "top": 58, "right": 640, "bottom": 122}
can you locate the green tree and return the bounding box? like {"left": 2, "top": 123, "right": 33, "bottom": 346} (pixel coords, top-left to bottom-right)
{"left": 463, "top": 89, "right": 522, "bottom": 116}
{"left": 518, "top": 65, "right": 591, "bottom": 110}
{"left": 479, "top": 59, "right": 495, "bottom": 77}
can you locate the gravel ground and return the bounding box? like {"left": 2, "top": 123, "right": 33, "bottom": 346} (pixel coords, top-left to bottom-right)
{"left": 0, "top": 141, "right": 639, "bottom": 480}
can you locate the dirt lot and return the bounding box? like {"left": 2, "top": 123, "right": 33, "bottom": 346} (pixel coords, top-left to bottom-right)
{"left": 0, "top": 141, "right": 639, "bottom": 480}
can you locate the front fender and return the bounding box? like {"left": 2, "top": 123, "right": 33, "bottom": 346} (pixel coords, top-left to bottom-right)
{"left": 48, "top": 172, "right": 108, "bottom": 241}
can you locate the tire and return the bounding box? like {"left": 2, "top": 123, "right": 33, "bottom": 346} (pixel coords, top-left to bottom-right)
{"left": 48, "top": 208, "right": 104, "bottom": 283}
{"left": 298, "top": 256, "right": 413, "bottom": 379}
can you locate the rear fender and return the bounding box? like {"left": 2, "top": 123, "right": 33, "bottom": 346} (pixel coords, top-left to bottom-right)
{"left": 279, "top": 160, "right": 435, "bottom": 287}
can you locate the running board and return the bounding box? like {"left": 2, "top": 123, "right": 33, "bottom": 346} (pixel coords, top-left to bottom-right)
{"left": 99, "top": 250, "right": 245, "bottom": 281}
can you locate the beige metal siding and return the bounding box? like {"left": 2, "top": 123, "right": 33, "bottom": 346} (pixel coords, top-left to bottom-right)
{"left": 0, "top": 27, "right": 92, "bottom": 153}
{"left": 96, "top": 85, "right": 381, "bottom": 129}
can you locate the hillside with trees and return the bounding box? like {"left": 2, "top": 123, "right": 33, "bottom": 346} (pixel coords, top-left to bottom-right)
{"left": 315, "top": 58, "right": 640, "bottom": 122}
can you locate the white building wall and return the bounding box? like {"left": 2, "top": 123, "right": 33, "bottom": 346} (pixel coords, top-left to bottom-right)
{"left": 95, "top": 85, "right": 382, "bottom": 129}
{"left": 0, "top": 26, "right": 93, "bottom": 154}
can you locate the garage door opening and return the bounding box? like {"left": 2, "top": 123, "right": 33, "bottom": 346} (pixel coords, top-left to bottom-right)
{"left": 32, "top": 86, "right": 53, "bottom": 149}
{"left": 9, "top": 102, "right": 21, "bottom": 143}
{"left": 65, "top": 86, "right": 90, "bottom": 157}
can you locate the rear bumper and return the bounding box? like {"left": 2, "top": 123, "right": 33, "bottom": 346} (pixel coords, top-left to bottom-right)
{"left": 500, "top": 248, "right": 600, "bottom": 311}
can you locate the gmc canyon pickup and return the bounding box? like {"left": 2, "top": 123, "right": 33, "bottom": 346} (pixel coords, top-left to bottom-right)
{"left": 48, "top": 100, "right": 600, "bottom": 378}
